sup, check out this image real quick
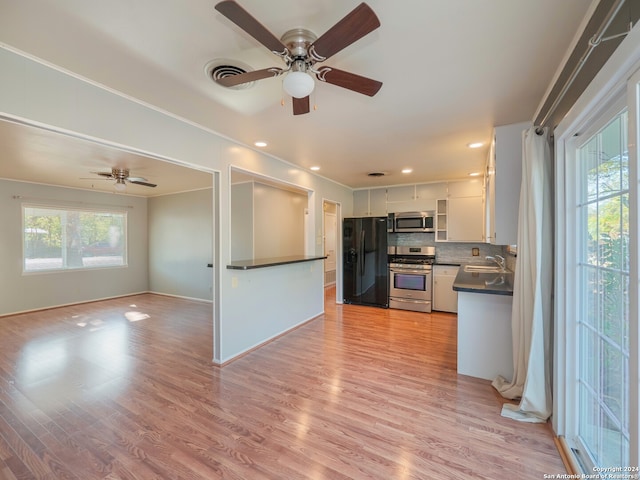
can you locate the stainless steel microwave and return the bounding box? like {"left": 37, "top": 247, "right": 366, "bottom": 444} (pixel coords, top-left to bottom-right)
{"left": 390, "top": 211, "right": 435, "bottom": 233}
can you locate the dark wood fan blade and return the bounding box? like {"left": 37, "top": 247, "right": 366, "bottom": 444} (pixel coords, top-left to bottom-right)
{"left": 128, "top": 180, "right": 157, "bottom": 188}
{"left": 292, "top": 96, "right": 310, "bottom": 115}
{"left": 316, "top": 66, "right": 382, "bottom": 96}
{"left": 215, "top": 1, "right": 288, "bottom": 55}
{"left": 216, "top": 67, "right": 284, "bottom": 87}
{"left": 92, "top": 171, "right": 115, "bottom": 178}
{"left": 308, "top": 3, "right": 380, "bottom": 62}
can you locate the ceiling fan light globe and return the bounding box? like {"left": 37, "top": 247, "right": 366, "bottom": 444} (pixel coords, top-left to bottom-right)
{"left": 114, "top": 181, "right": 127, "bottom": 192}
{"left": 283, "top": 71, "right": 315, "bottom": 99}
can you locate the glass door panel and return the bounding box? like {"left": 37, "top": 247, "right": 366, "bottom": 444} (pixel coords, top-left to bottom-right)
{"left": 576, "top": 109, "right": 630, "bottom": 469}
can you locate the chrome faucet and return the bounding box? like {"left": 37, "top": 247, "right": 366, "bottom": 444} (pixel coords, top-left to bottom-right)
{"left": 486, "top": 254, "right": 506, "bottom": 271}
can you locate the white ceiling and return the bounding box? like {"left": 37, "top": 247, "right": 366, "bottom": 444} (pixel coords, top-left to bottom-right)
{"left": 0, "top": 119, "right": 213, "bottom": 196}
{"left": 0, "top": 0, "right": 595, "bottom": 191}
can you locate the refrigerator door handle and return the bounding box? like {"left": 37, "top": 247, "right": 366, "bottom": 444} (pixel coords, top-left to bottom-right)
{"left": 360, "top": 230, "right": 366, "bottom": 276}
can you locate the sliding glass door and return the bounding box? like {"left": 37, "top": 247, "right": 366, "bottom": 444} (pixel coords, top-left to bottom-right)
{"left": 556, "top": 54, "right": 640, "bottom": 473}
{"left": 575, "top": 109, "right": 630, "bottom": 468}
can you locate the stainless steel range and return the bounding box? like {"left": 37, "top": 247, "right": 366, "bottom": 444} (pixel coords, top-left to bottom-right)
{"left": 388, "top": 246, "right": 435, "bottom": 313}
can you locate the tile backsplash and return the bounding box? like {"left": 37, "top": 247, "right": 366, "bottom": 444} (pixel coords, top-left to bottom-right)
{"left": 388, "top": 232, "right": 515, "bottom": 268}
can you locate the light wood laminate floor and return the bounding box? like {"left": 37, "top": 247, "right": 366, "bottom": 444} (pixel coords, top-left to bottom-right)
{"left": 0, "top": 288, "right": 565, "bottom": 479}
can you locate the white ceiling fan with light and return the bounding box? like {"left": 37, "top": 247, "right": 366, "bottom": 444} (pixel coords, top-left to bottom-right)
{"left": 213, "top": 0, "right": 383, "bottom": 115}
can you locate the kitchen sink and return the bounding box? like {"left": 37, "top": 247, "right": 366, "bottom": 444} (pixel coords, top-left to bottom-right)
{"left": 463, "top": 265, "right": 506, "bottom": 273}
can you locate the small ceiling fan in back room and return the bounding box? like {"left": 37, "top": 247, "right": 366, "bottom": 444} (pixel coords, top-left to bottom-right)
{"left": 85, "top": 168, "right": 157, "bottom": 192}
{"left": 213, "top": 1, "right": 383, "bottom": 115}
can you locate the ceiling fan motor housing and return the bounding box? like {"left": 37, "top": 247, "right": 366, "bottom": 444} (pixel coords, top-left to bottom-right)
{"left": 280, "top": 28, "right": 317, "bottom": 64}
{"left": 112, "top": 168, "right": 129, "bottom": 180}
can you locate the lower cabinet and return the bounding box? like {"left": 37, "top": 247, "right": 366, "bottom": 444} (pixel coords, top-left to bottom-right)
{"left": 433, "top": 265, "right": 458, "bottom": 312}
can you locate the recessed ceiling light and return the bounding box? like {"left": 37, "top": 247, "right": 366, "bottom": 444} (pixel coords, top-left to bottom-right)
{"left": 468, "top": 172, "right": 481, "bottom": 177}
{"left": 468, "top": 142, "right": 483, "bottom": 148}
{"left": 402, "top": 168, "right": 413, "bottom": 174}
{"left": 254, "top": 141, "right": 267, "bottom": 147}
{"left": 310, "top": 166, "right": 320, "bottom": 171}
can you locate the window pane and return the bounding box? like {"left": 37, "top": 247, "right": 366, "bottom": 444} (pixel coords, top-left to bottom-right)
{"left": 582, "top": 266, "right": 598, "bottom": 328}
{"left": 586, "top": 203, "right": 598, "bottom": 266}
{"left": 579, "top": 326, "right": 598, "bottom": 389}
{"left": 24, "top": 206, "right": 127, "bottom": 272}
{"left": 602, "top": 270, "right": 624, "bottom": 345}
{"left": 621, "top": 111, "right": 629, "bottom": 190}
{"left": 599, "top": 116, "right": 622, "bottom": 196}
{"left": 579, "top": 382, "right": 599, "bottom": 460}
{"left": 602, "top": 338, "right": 624, "bottom": 421}
{"left": 584, "top": 136, "right": 599, "bottom": 203}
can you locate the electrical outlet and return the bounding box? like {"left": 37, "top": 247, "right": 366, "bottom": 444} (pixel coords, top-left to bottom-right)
{"left": 231, "top": 277, "right": 238, "bottom": 288}
{"left": 472, "top": 248, "right": 480, "bottom": 256}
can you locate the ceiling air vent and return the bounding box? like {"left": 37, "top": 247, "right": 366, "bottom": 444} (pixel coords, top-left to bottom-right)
{"left": 367, "top": 172, "right": 386, "bottom": 177}
{"left": 205, "top": 59, "right": 255, "bottom": 90}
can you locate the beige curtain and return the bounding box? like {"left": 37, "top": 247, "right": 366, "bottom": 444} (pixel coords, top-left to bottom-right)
{"left": 492, "top": 126, "right": 553, "bottom": 423}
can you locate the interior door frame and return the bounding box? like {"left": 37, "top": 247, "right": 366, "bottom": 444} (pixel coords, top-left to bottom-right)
{"left": 322, "top": 198, "right": 342, "bottom": 303}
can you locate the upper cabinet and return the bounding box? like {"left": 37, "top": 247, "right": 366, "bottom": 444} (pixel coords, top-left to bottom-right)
{"left": 436, "top": 179, "right": 484, "bottom": 243}
{"left": 386, "top": 183, "right": 447, "bottom": 213}
{"left": 435, "top": 198, "right": 448, "bottom": 241}
{"left": 415, "top": 183, "right": 447, "bottom": 211}
{"left": 353, "top": 180, "right": 484, "bottom": 243}
{"left": 353, "top": 188, "right": 387, "bottom": 217}
{"left": 485, "top": 121, "right": 531, "bottom": 245}
{"left": 447, "top": 178, "right": 483, "bottom": 197}
{"left": 447, "top": 196, "right": 484, "bottom": 242}
{"left": 386, "top": 185, "right": 415, "bottom": 203}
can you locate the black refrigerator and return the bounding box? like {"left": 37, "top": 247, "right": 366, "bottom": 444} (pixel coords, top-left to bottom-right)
{"left": 343, "top": 216, "right": 389, "bottom": 307}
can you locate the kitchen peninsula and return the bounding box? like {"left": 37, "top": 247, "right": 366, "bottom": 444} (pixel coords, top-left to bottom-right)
{"left": 454, "top": 267, "right": 514, "bottom": 381}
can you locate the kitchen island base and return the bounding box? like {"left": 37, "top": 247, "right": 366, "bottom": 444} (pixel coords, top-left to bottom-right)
{"left": 457, "top": 291, "right": 513, "bottom": 381}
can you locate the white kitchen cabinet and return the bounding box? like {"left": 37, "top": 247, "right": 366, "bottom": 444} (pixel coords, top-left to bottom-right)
{"left": 435, "top": 198, "right": 448, "bottom": 242}
{"left": 433, "top": 265, "right": 458, "bottom": 312}
{"left": 486, "top": 121, "right": 531, "bottom": 245}
{"left": 447, "top": 178, "right": 483, "bottom": 197}
{"left": 434, "top": 178, "right": 484, "bottom": 243}
{"left": 386, "top": 185, "right": 415, "bottom": 202}
{"left": 353, "top": 190, "right": 370, "bottom": 216}
{"left": 386, "top": 182, "right": 446, "bottom": 213}
{"left": 369, "top": 188, "right": 387, "bottom": 216}
{"left": 447, "top": 196, "right": 484, "bottom": 242}
{"left": 353, "top": 188, "right": 387, "bottom": 216}
{"left": 415, "top": 183, "right": 446, "bottom": 211}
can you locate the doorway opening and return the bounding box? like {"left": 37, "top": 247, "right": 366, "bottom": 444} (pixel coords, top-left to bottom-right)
{"left": 323, "top": 200, "right": 339, "bottom": 288}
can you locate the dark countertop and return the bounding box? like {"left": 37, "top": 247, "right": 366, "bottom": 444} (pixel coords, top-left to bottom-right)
{"left": 453, "top": 265, "right": 514, "bottom": 296}
{"left": 227, "top": 255, "right": 327, "bottom": 270}
{"left": 434, "top": 262, "right": 461, "bottom": 266}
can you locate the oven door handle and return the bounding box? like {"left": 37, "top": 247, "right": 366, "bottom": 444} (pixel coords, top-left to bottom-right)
{"left": 390, "top": 268, "right": 432, "bottom": 275}
{"left": 390, "top": 297, "right": 430, "bottom": 304}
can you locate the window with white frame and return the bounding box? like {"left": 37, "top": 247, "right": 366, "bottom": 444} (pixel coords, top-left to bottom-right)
{"left": 23, "top": 205, "right": 127, "bottom": 272}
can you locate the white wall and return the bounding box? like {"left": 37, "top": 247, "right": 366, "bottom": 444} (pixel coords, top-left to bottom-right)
{"left": 148, "top": 188, "right": 213, "bottom": 301}
{"left": 231, "top": 181, "right": 307, "bottom": 260}
{"left": 254, "top": 182, "right": 306, "bottom": 259}
{"left": 0, "top": 47, "right": 353, "bottom": 362}
{"left": 230, "top": 182, "right": 253, "bottom": 261}
{"left": 0, "top": 179, "right": 148, "bottom": 315}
